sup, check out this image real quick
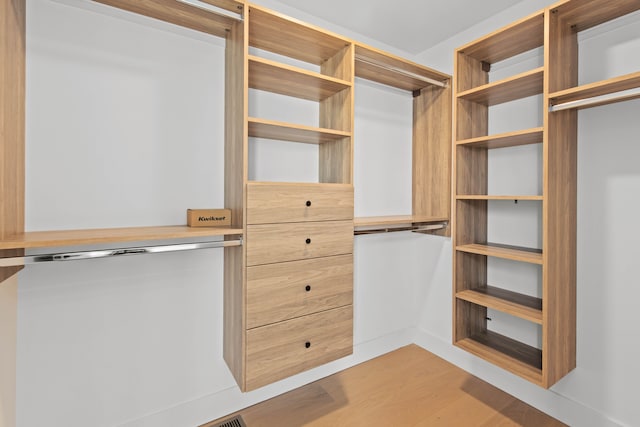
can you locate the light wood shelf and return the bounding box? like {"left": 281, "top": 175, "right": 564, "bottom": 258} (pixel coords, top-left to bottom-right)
{"left": 456, "top": 243, "right": 543, "bottom": 265}
{"left": 553, "top": 0, "right": 640, "bottom": 33}
{"left": 457, "top": 67, "right": 544, "bottom": 106}
{"left": 0, "top": 226, "right": 244, "bottom": 250}
{"left": 249, "top": 55, "right": 351, "bottom": 102}
{"left": 456, "top": 195, "right": 543, "bottom": 201}
{"left": 456, "top": 11, "right": 545, "bottom": 64}
{"left": 248, "top": 5, "right": 350, "bottom": 65}
{"left": 456, "top": 287, "right": 542, "bottom": 324}
{"left": 549, "top": 71, "right": 640, "bottom": 110}
{"left": 455, "top": 331, "right": 543, "bottom": 385}
{"left": 353, "top": 215, "right": 448, "bottom": 228}
{"left": 93, "top": 0, "right": 240, "bottom": 38}
{"left": 456, "top": 128, "right": 543, "bottom": 149}
{"left": 248, "top": 117, "right": 351, "bottom": 144}
{"left": 354, "top": 43, "right": 450, "bottom": 91}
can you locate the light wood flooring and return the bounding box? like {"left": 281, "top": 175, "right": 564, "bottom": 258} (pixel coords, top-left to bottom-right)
{"left": 204, "top": 345, "right": 565, "bottom": 426}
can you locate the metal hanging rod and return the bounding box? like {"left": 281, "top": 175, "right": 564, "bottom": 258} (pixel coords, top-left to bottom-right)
{"left": 356, "top": 57, "right": 448, "bottom": 89}
{"left": 354, "top": 223, "right": 447, "bottom": 236}
{"left": 549, "top": 86, "right": 640, "bottom": 112}
{"left": 0, "top": 239, "right": 242, "bottom": 268}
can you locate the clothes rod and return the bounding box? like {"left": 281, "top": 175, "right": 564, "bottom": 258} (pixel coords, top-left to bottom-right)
{"left": 549, "top": 86, "right": 640, "bottom": 112}
{"left": 0, "top": 239, "right": 243, "bottom": 268}
{"left": 356, "top": 57, "right": 448, "bottom": 88}
{"left": 354, "top": 223, "right": 447, "bottom": 236}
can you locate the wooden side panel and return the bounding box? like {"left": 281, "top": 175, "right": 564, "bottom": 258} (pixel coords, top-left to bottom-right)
{"left": 452, "top": 50, "right": 488, "bottom": 345}
{"left": 413, "top": 83, "right": 452, "bottom": 236}
{"left": 542, "top": 8, "right": 578, "bottom": 388}
{"left": 320, "top": 44, "right": 354, "bottom": 184}
{"left": 224, "top": 18, "right": 248, "bottom": 389}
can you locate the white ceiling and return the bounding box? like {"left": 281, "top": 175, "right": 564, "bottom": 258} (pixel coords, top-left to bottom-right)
{"left": 275, "top": 0, "right": 519, "bottom": 54}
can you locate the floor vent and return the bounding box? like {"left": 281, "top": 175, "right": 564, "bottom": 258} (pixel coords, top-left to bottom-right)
{"left": 209, "top": 415, "right": 246, "bottom": 427}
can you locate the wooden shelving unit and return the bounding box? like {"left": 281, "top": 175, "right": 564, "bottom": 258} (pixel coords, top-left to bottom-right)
{"left": 453, "top": 0, "right": 640, "bottom": 389}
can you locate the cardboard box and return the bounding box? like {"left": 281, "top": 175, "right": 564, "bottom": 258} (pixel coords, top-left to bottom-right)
{"left": 187, "top": 209, "right": 232, "bottom": 227}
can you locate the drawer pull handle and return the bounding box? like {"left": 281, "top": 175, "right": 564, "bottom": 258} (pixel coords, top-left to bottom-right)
{"left": 305, "top": 285, "right": 311, "bottom": 292}
{"left": 306, "top": 200, "right": 312, "bottom": 207}
{"left": 305, "top": 341, "right": 311, "bottom": 349}
{"left": 305, "top": 238, "right": 311, "bottom": 244}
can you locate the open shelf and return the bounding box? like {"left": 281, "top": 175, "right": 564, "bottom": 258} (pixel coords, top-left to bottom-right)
{"left": 456, "top": 286, "right": 542, "bottom": 324}
{"left": 457, "top": 67, "right": 544, "bottom": 106}
{"left": 248, "top": 117, "right": 351, "bottom": 144}
{"left": 456, "top": 243, "right": 543, "bottom": 264}
{"left": 549, "top": 71, "right": 640, "bottom": 111}
{"left": 248, "top": 5, "right": 349, "bottom": 65}
{"left": 456, "top": 128, "right": 543, "bottom": 149}
{"left": 354, "top": 215, "right": 448, "bottom": 228}
{"left": 455, "top": 330, "right": 543, "bottom": 385}
{"left": 456, "top": 195, "right": 543, "bottom": 201}
{"left": 249, "top": 55, "right": 351, "bottom": 102}
{"left": 93, "top": 0, "right": 240, "bottom": 38}
{"left": 456, "top": 11, "right": 545, "bottom": 64}
{"left": 354, "top": 43, "right": 450, "bottom": 91}
{"left": 554, "top": 0, "right": 640, "bottom": 33}
{"left": 0, "top": 226, "right": 244, "bottom": 250}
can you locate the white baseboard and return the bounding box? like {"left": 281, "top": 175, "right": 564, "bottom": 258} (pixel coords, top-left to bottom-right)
{"left": 118, "top": 328, "right": 416, "bottom": 427}
{"left": 413, "top": 328, "right": 623, "bottom": 427}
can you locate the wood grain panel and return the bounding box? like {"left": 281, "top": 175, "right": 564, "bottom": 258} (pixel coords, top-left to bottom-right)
{"left": 353, "top": 215, "right": 448, "bottom": 228}
{"left": 458, "top": 11, "right": 545, "bottom": 63}
{"left": 197, "top": 0, "right": 244, "bottom": 14}
{"left": 246, "top": 221, "right": 353, "bottom": 266}
{"left": 0, "top": 0, "right": 25, "bottom": 286}
{"left": 245, "top": 305, "right": 353, "bottom": 391}
{"left": 248, "top": 117, "right": 350, "bottom": 144}
{"left": 553, "top": 0, "right": 640, "bottom": 32}
{"left": 413, "top": 83, "right": 452, "bottom": 236}
{"left": 92, "top": 0, "right": 235, "bottom": 37}
{"left": 248, "top": 4, "right": 349, "bottom": 65}
{"left": 456, "top": 195, "right": 543, "bottom": 200}
{"left": 549, "top": 71, "right": 640, "bottom": 109}
{"left": 246, "top": 255, "right": 352, "bottom": 328}
{"left": 456, "top": 243, "right": 543, "bottom": 264}
{"left": 223, "top": 18, "right": 247, "bottom": 390}
{"left": 542, "top": 7, "right": 577, "bottom": 388}
{"left": 248, "top": 55, "right": 351, "bottom": 102}
{"left": 457, "top": 67, "right": 544, "bottom": 106}
{"left": 246, "top": 182, "right": 353, "bottom": 224}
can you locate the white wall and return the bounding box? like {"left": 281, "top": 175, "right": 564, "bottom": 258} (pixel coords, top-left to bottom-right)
{"left": 416, "top": 2, "right": 640, "bottom": 427}
{"left": 19, "top": 0, "right": 436, "bottom": 426}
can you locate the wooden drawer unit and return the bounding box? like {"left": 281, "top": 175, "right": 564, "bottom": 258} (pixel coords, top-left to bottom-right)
{"left": 247, "top": 182, "right": 353, "bottom": 224}
{"left": 245, "top": 305, "right": 353, "bottom": 391}
{"left": 246, "top": 220, "right": 353, "bottom": 266}
{"left": 246, "top": 254, "right": 353, "bottom": 329}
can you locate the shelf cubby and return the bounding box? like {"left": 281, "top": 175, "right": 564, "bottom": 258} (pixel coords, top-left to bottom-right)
{"left": 456, "top": 128, "right": 543, "bottom": 149}
{"left": 248, "top": 55, "right": 352, "bottom": 102}
{"left": 457, "top": 67, "right": 544, "bottom": 106}
{"left": 456, "top": 243, "right": 543, "bottom": 265}
{"left": 456, "top": 286, "right": 542, "bottom": 324}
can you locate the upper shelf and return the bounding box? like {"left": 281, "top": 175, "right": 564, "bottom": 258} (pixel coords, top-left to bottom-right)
{"left": 552, "top": 0, "right": 640, "bottom": 33}
{"left": 549, "top": 71, "right": 640, "bottom": 111}
{"left": 456, "top": 128, "right": 543, "bottom": 149}
{"left": 354, "top": 43, "right": 450, "bottom": 91}
{"left": 456, "top": 11, "right": 544, "bottom": 64}
{"left": 248, "top": 117, "right": 351, "bottom": 144}
{"left": 248, "top": 4, "right": 350, "bottom": 65}
{"left": 354, "top": 215, "right": 448, "bottom": 228}
{"left": 457, "top": 67, "right": 544, "bottom": 106}
{"left": 248, "top": 55, "right": 351, "bottom": 101}
{"left": 456, "top": 243, "right": 543, "bottom": 265}
{"left": 92, "top": 0, "right": 241, "bottom": 38}
{"left": 0, "top": 226, "right": 243, "bottom": 250}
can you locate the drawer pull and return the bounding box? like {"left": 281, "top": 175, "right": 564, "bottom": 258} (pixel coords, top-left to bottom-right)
{"left": 305, "top": 285, "right": 311, "bottom": 292}
{"left": 306, "top": 200, "right": 312, "bottom": 207}
{"left": 305, "top": 238, "right": 311, "bottom": 244}
{"left": 305, "top": 341, "right": 311, "bottom": 349}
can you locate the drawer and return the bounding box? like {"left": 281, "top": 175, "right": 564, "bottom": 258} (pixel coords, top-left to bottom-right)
{"left": 245, "top": 305, "right": 353, "bottom": 391}
{"left": 246, "top": 220, "right": 353, "bottom": 266}
{"left": 246, "top": 255, "right": 353, "bottom": 329}
{"left": 247, "top": 182, "right": 353, "bottom": 224}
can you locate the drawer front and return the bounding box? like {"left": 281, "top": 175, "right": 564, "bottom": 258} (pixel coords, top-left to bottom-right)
{"left": 246, "top": 220, "right": 353, "bottom": 266}
{"left": 246, "top": 255, "right": 353, "bottom": 329}
{"left": 245, "top": 305, "right": 353, "bottom": 391}
{"left": 247, "top": 182, "right": 353, "bottom": 224}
